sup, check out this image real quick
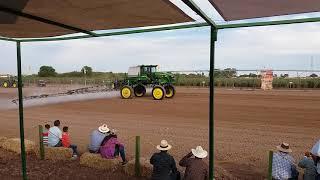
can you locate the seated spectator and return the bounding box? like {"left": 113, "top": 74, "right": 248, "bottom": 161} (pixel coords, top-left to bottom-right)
{"left": 298, "top": 152, "right": 317, "bottom": 180}
{"left": 272, "top": 142, "right": 298, "bottom": 180}
{"left": 150, "top": 140, "right": 180, "bottom": 180}
{"left": 48, "top": 120, "right": 62, "bottom": 147}
{"left": 62, "top": 126, "right": 79, "bottom": 158}
{"left": 43, "top": 124, "right": 50, "bottom": 146}
{"left": 179, "top": 146, "right": 209, "bottom": 180}
{"left": 100, "top": 129, "right": 128, "bottom": 165}
{"left": 88, "top": 124, "right": 110, "bottom": 153}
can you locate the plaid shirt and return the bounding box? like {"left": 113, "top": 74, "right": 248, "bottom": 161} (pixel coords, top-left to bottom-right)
{"left": 272, "top": 152, "right": 295, "bottom": 180}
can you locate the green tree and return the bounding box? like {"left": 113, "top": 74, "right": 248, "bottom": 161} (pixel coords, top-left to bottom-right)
{"left": 38, "top": 66, "right": 57, "bottom": 77}
{"left": 310, "top": 73, "right": 318, "bottom": 78}
{"left": 81, "top": 66, "right": 93, "bottom": 76}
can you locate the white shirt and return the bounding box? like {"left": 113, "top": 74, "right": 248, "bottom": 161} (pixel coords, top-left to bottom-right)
{"left": 48, "top": 126, "right": 62, "bottom": 147}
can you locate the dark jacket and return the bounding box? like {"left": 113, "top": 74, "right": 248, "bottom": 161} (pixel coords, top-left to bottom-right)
{"left": 179, "top": 153, "right": 208, "bottom": 180}
{"left": 298, "top": 156, "right": 317, "bottom": 180}
{"left": 150, "top": 151, "right": 178, "bottom": 180}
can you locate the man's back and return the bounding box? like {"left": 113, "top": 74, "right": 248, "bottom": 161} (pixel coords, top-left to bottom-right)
{"left": 150, "top": 151, "right": 177, "bottom": 180}
{"left": 48, "top": 126, "right": 62, "bottom": 147}
{"left": 89, "top": 130, "right": 106, "bottom": 152}
{"left": 272, "top": 152, "right": 294, "bottom": 180}
{"left": 180, "top": 158, "right": 208, "bottom": 180}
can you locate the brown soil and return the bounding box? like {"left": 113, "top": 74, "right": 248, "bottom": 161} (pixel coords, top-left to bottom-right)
{"left": 1, "top": 87, "right": 320, "bottom": 179}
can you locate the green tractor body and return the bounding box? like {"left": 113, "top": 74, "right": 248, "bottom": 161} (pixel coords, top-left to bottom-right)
{"left": 0, "top": 75, "right": 18, "bottom": 88}
{"left": 117, "top": 65, "right": 176, "bottom": 100}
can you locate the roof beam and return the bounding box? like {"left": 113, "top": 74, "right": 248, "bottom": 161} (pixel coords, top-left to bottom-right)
{"left": 0, "top": 5, "right": 98, "bottom": 37}
{"left": 182, "top": 0, "right": 217, "bottom": 27}
{"left": 217, "top": 16, "right": 320, "bottom": 29}
{"left": 18, "top": 22, "right": 209, "bottom": 42}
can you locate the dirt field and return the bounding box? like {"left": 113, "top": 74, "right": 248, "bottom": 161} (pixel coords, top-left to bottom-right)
{"left": 1, "top": 87, "right": 320, "bottom": 179}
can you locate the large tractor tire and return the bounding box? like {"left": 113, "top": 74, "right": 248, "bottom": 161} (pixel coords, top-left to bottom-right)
{"left": 120, "top": 85, "right": 134, "bottom": 99}
{"left": 164, "top": 84, "right": 175, "bottom": 98}
{"left": 12, "top": 82, "right": 17, "bottom": 88}
{"left": 134, "top": 84, "right": 146, "bottom": 97}
{"left": 2, "top": 81, "right": 8, "bottom": 88}
{"left": 152, "top": 85, "right": 165, "bottom": 100}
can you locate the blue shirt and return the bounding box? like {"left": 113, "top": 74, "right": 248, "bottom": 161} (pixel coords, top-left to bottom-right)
{"left": 88, "top": 130, "right": 107, "bottom": 152}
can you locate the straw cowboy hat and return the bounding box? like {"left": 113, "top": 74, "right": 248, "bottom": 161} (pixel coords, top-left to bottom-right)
{"left": 157, "top": 140, "right": 172, "bottom": 151}
{"left": 191, "top": 146, "right": 208, "bottom": 159}
{"left": 277, "top": 142, "right": 292, "bottom": 153}
{"left": 98, "top": 124, "right": 110, "bottom": 133}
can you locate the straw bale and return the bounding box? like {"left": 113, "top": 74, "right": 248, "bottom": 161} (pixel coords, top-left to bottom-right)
{"left": 80, "top": 152, "right": 121, "bottom": 171}
{"left": 123, "top": 157, "right": 152, "bottom": 178}
{"left": 0, "top": 136, "right": 8, "bottom": 148}
{"left": 35, "top": 146, "right": 73, "bottom": 161}
{"left": 1, "top": 138, "right": 35, "bottom": 154}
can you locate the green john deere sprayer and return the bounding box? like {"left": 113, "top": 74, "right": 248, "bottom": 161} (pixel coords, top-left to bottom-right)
{"left": 116, "top": 65, "right": 175, "bottom": 100}
{"left": 0, "top": 75, "right": 18, "bottom": 88}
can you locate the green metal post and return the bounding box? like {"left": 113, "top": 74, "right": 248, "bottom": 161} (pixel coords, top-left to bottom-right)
{"left": 209, "top": 26, "right": 217, "bottom": 180}
{"left": 38, "top": 125, "right": 45, "bottom": 160}
{"left": 268, "top": 151, "right": 273, "bottom": 180}
{"left": 17, "top": 41, "right": 27, "bottom": 180}
{"left": 135, "top": 136, "right": 141, "bottom": 177}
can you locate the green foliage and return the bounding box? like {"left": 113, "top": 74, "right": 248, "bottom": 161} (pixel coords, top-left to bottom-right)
{"left": 81, "top": 66, "right": 93, "bottom": 76}
{"left": 38, "top": 66, "right": 57, "bottom": 77}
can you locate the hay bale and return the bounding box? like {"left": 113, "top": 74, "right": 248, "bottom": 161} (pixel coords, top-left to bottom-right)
{"left": 35, "top": 146, "right": 73, "bottom": 161}
{"left": 0, "top": 136, "right": 8, "bottom": 148}
{"left": 80, "top": 152, "right": 121, "bottom": 171}
{"left": 2, "top": 138, "right": 35, "bottom": 154}
{"left": 123, "top": 157, "right": 152, "bottom": 178}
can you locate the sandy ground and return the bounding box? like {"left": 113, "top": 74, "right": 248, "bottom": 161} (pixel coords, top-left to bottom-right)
{"left": 1, "top": 86, "right": 320, "bottom": 179}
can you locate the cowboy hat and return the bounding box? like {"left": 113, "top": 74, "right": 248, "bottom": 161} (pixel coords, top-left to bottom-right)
{"left": 98, "top": 124, "right": 110, "bottom": 133}
{"left": 156, "top": 140, "right": 172, "bottom": 151}
{"left": 191, "top": 146, "right": 208, "bottom": 158}
{"left": 277, "top": 142, "right": 292, "bottom": 153}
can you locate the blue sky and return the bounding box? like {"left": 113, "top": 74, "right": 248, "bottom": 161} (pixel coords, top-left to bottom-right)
{"left": 0, "top": 0, "right": 320, "bottom": 75}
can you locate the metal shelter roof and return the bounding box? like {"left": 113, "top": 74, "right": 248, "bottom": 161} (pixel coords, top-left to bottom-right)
{"left": 208, "top": 0, "right": 320, "bottom": 21}
{"left": 0, "top": 0, "right": 193, "bottom": 38}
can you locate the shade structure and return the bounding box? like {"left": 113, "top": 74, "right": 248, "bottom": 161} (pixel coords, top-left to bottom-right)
{"left": 209, "top": 0, "right": 320, "bottom": 21}
{"left": 0, "top": 0, "right": 193, "bottom": 38}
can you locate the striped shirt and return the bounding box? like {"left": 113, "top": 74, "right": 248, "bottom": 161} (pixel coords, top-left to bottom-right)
{"left": 43, "top": 132, "right": 49, "bottom": 146}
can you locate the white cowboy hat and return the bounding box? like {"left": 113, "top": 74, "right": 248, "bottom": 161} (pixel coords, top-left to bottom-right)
{"left": 156, "top": 140, "right": 172, "bottom": 151}
{"left": 98, "top": 124, "right": 110, "bottom": 133}
{"left": 191, "top": 146, "right": 208, "bottom": 159}
{"left": 277, "top": 142, "right": 292, "bottom": 153}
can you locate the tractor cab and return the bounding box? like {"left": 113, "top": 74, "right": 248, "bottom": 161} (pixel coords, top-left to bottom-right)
{"left": 128, "top": 65, "right": 158, "bottom": 77}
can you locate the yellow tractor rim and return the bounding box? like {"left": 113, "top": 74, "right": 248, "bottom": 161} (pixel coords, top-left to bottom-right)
{"left": 166, "top": 88, "right": 174, "bottom": 98}
{"left": 121, "top": 87, "right": 131, "bottom": 99}
{"left": 153, "top": 88, "right": 163, "bottom": 99}
{"left": 13, "top": 83, "right": 17, "bottom": 88}
{"left": 3, "top": 82, "right": 8, "bottom": 88}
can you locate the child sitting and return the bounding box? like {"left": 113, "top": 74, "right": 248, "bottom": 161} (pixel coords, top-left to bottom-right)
{"left": 298, "top": 152, "right": 317, "bottom": 180}
{"left": 62, "top": 126, "right": 79, "bottom": 158}
{"left": 43, "top": 124, "right": 50, "bottom": 146}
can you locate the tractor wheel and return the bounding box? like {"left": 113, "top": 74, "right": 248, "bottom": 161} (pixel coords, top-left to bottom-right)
{"left": 134, "top": 84, "right": 146, "bottom": 97}
{"left": 164, "top": 84, "right": 175, "bottom": 98}
{"left": 120, "top": 85, "right": 133, "bottom": 99}
{"left": 12, "top": 82, "right": 17, "bottom": 88}
{"left": 152, "top": 85, "right": 165, "bottom": 100}
{"left": 2, "top": 81, "right": 8, "bottom": 88}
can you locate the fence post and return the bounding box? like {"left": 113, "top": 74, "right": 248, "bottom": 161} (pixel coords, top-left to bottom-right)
{"left": 268, "top": 151, "right": 273, "bottom": 180}
{"left": 135, "top": 136, "right": 141, "bottom": 177}
{"left": 38, "top": 125, "right": 45, "bottom": 160}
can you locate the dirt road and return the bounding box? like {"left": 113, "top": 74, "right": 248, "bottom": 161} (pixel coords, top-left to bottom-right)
{"left": 1, "top": 87, "right": 320, "bottom": 179}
